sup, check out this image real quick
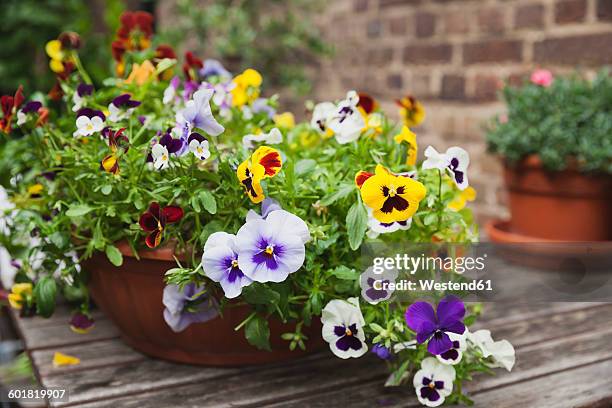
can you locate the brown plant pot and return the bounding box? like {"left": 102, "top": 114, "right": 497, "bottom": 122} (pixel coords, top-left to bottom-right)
{"left": 502, "top": 155, "right": 612, "bottom": 241}
{"left": 85, "top": 241, "right": 324, "bottom": 366}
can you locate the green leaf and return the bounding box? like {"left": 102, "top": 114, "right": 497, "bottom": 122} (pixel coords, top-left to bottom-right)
{"left": 346, "top": 201, "right": 368, "bottom": 250}
{"left": 105, "top": 244, "right": 123, "bottom": 266}
{"left": 199, "top": 190, "right": 217, "bottom": 214}
{"left": 320, "top": 183, "right": 354, "bottom": 206}
{"left": 66, "top": 204, "right": 93, "bottom": 217}
{"left": 242, "top": 283, "right": 281, "bottom": 305}
{"left": 155, "top": 58, "right": 177, "bottom": 75}
{"left": 34, "top": 276, "right": 57, "bottom": 318}
{"left": 245, "top": 314, "right": 271, "bottom": 351}
{"left": 295, "top": 159, "right": 316, "bottom": 175}
{"left": 101, "top": 185, "right": 112, "bottom": 195}
{"left": 330, "top": 265, "right": 359, "bottom": 280}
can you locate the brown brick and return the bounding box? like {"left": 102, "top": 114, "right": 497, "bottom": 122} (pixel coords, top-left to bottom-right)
{"left": 387, "top": 73, "right": 403, "bottom": 89}
{"left": 415, "top": 12, "right": 436, "bottom": 38}
{"left": 380, "top": 0, "right": 422, "bottom": 7}
{"left": 440, "top": 74, "right": 465, "bottom": 100}
{"left": 463, "top": 40, "right": 522, "bottom": 64}
{"left": 367, "top": 20, "right": 382, "bottom": 37}
{"left": 534, "top": 33, "right": 612, "bottom": 65}
{"left": 478, "top": 8, "right": 506, "bottom": 34}
{"left": 444, "top": 11, "right": 470, "bottom": 34}
{"left": 555, "top": 0, "right": 587, "bottom": 24}
{"left": 515, "top": 4, "right": 544, "bottom": 29}
{"left": 412, "top": 74, "right": 432, "bottom": 97}
{"left": 367, "top": 48, "right": 394, "bottom": 66}
{"left": 473, "top": 75, "right": 502, "bottom": 102}
{"left": 404, "top": 44, "right": 453, "bottom": 63}
{"left": 597, "top": 0, "right": 612, "bottom": 20}
{"left": 389, "top": 16, "right": 407, "bottom": 36}
{"left": 353, "top": 0, "right": 368, "bottom": 12}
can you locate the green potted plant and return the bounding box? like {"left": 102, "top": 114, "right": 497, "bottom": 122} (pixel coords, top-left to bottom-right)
{"left": 486, "top": 69, "right": 612, "bottom": 242}
{"left": 0, "top": 11, "right": 518, "bottom": 406}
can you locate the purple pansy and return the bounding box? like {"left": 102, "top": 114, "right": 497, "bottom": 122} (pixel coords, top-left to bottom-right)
{"left": 70, "top": 312, "right": 95, "bottom": 334}
{"left": 413, "top": 357, "right": 456, "bottom": 407}
{"left": 75, "top": 108, "right": 105, "bottom": 137}
{"left": 72, "top": 83, "right": 94, "bottom": 112}
{"left": 176, "top": 88, "right": 224, "bottom": 137}
{"left": 360, "top": 266, "right": 397, "bottom": 305}
{"left": 108, "top": 94, "right": 141, "bottom": 122}
{"left": 236, "top": 209, "right": 310, "bottom": 283}
{"left": 245, "top": 197, "right": 283, "bottom": 223}
{"left": 405, "top": 296, "right": 466, "bottom": 355}
{"left": 201, "top": 232, "right": 253, "bottom": 299}
{"left": 162, "top": 283, "right": 218, "bottom": 332}
{"left": 251, "top": 98, "right": 276, "bottom": 119}
{"left": 76, "top": 108, "right": 105, "bottom": 120}
{"left": 200, "top": 59, "right": 231, "bottom": 79}
{"left": 163, "top": 76, "right": 181, "bottom": 104}
{"left": 371, "top": 344, "right": 393, "bottom": 360}
{"left": 321, "top": 297, "right": 368, "bottom": 359}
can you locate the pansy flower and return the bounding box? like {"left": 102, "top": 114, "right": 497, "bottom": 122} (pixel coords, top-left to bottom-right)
{"left": 163, "top": 76, "right": 181, "bottom": 104}
{"left": 396, "top": 95, "right": 425, "bottom": 128}
{"left": 366, "top": 208, "right": 412, "bottom": 239}
{"left": 236, "top": 146, "right": 282, "bottom": 203}
{"left": 100, "top": 128, "right": 129, "bottom": 174}
{"left": 360, "top": 266, "right": 398, "bottom": 304}
{"left": 422, "top": 146, "right": 470, "bottom": 190}
{"left": 250, "top": 98, "right": 276, "bottom": 119}
{"left": 356, "top": 164, "right": 426, "bottom": 224}
{"left": 183, "top": 51, "right": 204, "bottom": 81}
{"left": 231, "top": 69, "right": 263, "bottom": 107}
{"left": 116, "top": 11, "right": 154, "bottom": 51}
{"left": 45, "top": 32, "right": 79, "bottom": 74}
{"left": 70, "top": 312, "right": 95, "bottom": 334}
{"left": 242, "top": 128, "right": 283, "bottom": 149}
{"left": 448, "top": 186, "right": 476, "bottom": 211}
{"left": 201, "top": 59, "right": 231, "bottom": 79}
{"left": 405, "top": 296, "right": 466, "bottom": 355}
{"left": 413, "top": 357, "right": 456, "bottom": 407}
{"left": 154, "top": 44, "right": 177, "bottom": 80}
{"left": 310, "top": 101, "right": 336, "bottom": 138}
{"left": 468, "top": 329, "right": 516, "bottom": 371}
{"left": 108, "top": 94, "right": 141, "bottom": 122}
{"left": 162, "top": 283, "right": 218, "bottom": 332}
{"left": 356, "top": 93, "right": 383, "bottom": 135}
{"left": 75, "top": 108, "right": 105, "bottom": 137}
{"left": 176, "top": 89, "right": 225, "bottom": 137}
{"left": 371, "top": 344, "right": 393, "bottom": 360}
{"left": 328, "top": 90, "right": 366, "bottom": 144}
{"left": 273, "top": 112, "right": 295, "bottom": 129}
{"left": 394, "top": 126, "right": 418, "bottom": 166}
{"left": 201, "top": 232, "right": 253, "bottom": 299}
{"left": 187, "top": 132, "right": 210, "bottom": 161}
{"left": 209, "top": 80, "right": 235, "bottom": 117}
{"left": 16, "top": 101, "right": 43, "bottom": 126}
{"left": 235, "top": 209, "right": 310, "bottom": 283}
{"left": 321, "top": 297, "right": 368, "bottom": 359}
{"left": 138, "top": 202, "right": 184, "bottom": 248}
{"left": 8, "top": 283, "right": 33, "bottom": 310}
{"left": 0, "top": 86, "right": 24, "bottom": 134}
{"left": 436, "top": 332, "right": 466, "bottom": 365}
{"left": 150, "top": 129, "right": 186, "bottom": 170}
{"left": 72, "top": 83, "right": 94, "bottom": 112}
{"left": 125, "top": 60, "right": 157, "bottom": 85}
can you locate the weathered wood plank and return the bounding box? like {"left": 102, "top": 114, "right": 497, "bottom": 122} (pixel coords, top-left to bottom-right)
{"left": 31, "top": 338, "right": 147, "bottom": 377}
{"left": 18, "top": 318, "right": 120, "bottom": 351}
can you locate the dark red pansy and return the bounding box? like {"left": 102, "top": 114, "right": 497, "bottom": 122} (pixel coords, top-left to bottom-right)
{"left": 259, "top": 151, "right": 282, "bottom": 177}
{"left": 156, "top": 44, "right": 176, "bottom": 60}
{"left": 58, "top": 31, "right": 81, "bottom": 50}
{"left": 0, "top": 85, "right": 24, "bottom": 134}
{"left": 139, "top": 202, "right": 184, "bottom": 248}
{"left": 183, "top": 51, "right": 203, "bottom": 80}
{"left": 354, "top": 171, "right": 374, "bottom": 189}
{"left": 357, "top": 93, "right": 377, "bottom": 114}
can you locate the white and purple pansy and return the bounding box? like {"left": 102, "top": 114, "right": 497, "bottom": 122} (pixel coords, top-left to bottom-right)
{"left": 366, "top": 208, "right": 412, "bottom": 239}
{"left": 17, "top": 101, "right": 43, "bottom": 126}
{"left": 187, "top": 132, "right": 210, "bottom": 161}
{"left": 413, "top": 357, "right": 456, "bottom": 407}
{"left": 72, "top": 83, "right": 94, "bottom": 112}
{"left": 162, "top": 283, "right": 219, "bottom": 332}
{"left": 108, "top": 93, "right": 141, "bottom": 122}
{"left": 236, "top": 209, "right": 310, "bottom": 283}
{"left": 210, "top": 81, "right": 235, "bottom": 118}
{"left": 311, "top": 101, "right": 336, "bottom": 135}
{"left": 201, "top": 232, "right": 253, "bottom": 299}
{"left": 321, "top": 297, "right": 368, "bottom": 359}
{"left": 75, "top": 108, "right": 105, "bottom": 137}
{"left": 200, "top": 58, "right": 231, "bottom": 79}
{"left": 468, "top": 329, "right": 516, "bottom": 371}
{"left": 242, "top": 128, "right": 283, "bottom": 149}
{"left": 328, "top": 90, "right": 366, "bottom": 144}
{"left": 251, "top": 98, "right": 277, "bottom": 119}
{"left": 176, "top": 88, "right": 224, "bottom": 137}
{"left": 150, "top": 130, "right": 184, "bottom": 170}
{"left": 422, "top": 146, "right": 470, "bottom": 190}
{"left": 360, "top": 266, "right": 398, "bottom": 305}
{"left": 163, "top": 76, "right": 181, "bottom": 104}
{"left": 436, "top": 331, "right": 466, "bottom": 365}
{"left": 245, "top": 197, "right": 283, "bottom": 222}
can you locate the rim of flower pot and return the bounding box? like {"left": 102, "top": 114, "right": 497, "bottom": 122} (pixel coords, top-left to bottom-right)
{"left": 114, "top": 239, "right": 184, "bottom": 262}
{"left": 485, "top": 218, "right": 568, "bottom": 243}
{"left": 504, "top": 154, "right": 584, "bottom": 173}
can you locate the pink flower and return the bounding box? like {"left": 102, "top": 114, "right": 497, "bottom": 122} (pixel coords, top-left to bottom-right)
{"left": 530, "top": 69, "right": 553, "bottom": 87}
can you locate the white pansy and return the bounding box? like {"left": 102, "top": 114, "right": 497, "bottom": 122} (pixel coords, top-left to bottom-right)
{"left": 152, "top": 144, "right": 170, "bottom": 170}
{"left": 163, "top": 85, "right": 176, "bottom": 105}
{"left": 189, "top": 139, "right": 210, "bottom": 161}
{"left": 75, "top": 115, "right": 104, "bottom": 137}
{"left": 422, "top": 146, "right": 470, "bottom": 190}
{"left": 328, "top": 90, "right": 365, "bottom": 144}
{"left": 72, "top": 92, "right": 83, "bottom": 112}
{"left": 436, "top": 331, "right": 467, "bottom": 365}
{"left": 413, "top": 357, "right": 456, "bottom": 407}
{"left": 0, "top": 246, "right": 18, "bottom": 289}
{"left": 468, "top": 329, "right": 516, "bottom": 371}
{"left": 242, "top": 128, "right": 283, "bottom": 149}
{"left": 311, "top": 101, "right": 336, "bottom": 134}
{"left": 321, "top": 297, "right": 368, "bottom": 359}
{"left": 366, "top": 208, "right": 412, "bottom": 239}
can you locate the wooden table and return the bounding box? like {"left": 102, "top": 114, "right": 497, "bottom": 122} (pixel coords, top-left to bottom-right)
{"left": 8, "top": 301, "right": 612, "bottom": 407}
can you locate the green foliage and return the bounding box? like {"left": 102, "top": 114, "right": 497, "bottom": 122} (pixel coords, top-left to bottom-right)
{"left": 244, "top": 313, "right": 271, "bottom": 351}
{"left": 486, "top": 70, "right": 612, "bottom": 174}
{"left": 160, "top": 0, "right": 332, "bottom": 95}
{"left": 33, "top": 276, "right": 57, "bottom": 317}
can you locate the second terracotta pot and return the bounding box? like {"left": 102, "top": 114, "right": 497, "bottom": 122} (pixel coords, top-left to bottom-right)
{"left": 85, "top": 241, "right": 324, "bottom": 366}
{"left": 504, "top": 156, "right": 612, "bottom": 241}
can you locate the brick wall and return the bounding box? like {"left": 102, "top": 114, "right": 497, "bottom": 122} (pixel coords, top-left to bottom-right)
{"left": 311, "top": 0, "right": 612, "bottom": 224}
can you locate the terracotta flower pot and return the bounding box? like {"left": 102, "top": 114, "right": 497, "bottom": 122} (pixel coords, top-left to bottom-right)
{"left": 85, "top": 241, "right": 324, "bottom": 366}
{"left": 502, "top": 155, "right": 612, "bottom": 241}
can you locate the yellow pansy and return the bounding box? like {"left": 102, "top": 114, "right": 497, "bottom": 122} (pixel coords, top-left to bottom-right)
{"left": 53, "top": 352, "right": 81, "bottom": 368}
{"left": 448, "top": 186, "right": 476, "bottom": 211}
{"left": 236, "top": 146, "right": 282, "bottom": 203}
{"left": 231, "top": 69, "right": 263, "bottom": 107}
{"left": 125, "top": 60, "right": 156, "bottom": 86}
{"left": 28, "top": 184, "right": 43, "bottom": 198}
{"left": 394, "top": 126, "right": 418, "bottom": 166}
{"left": 357, "top": 164, "right": 427, "bottom": 224}
{"left": 8, "top": 283, "right": 33, "bottom": 310}
{"left": 360, "top": 109, "right": 384, "bottom": 135}
{"left": 299, "top": 130, "right": 320, "bottom": 148}
{"left": 396, "top": 95, "right": 425, "bottom": 128}
{"left": 45, "top": 40, "right": 66, "bottom": 73}
{"left": 274, "top": 112, "right": 295, "bottom": 129}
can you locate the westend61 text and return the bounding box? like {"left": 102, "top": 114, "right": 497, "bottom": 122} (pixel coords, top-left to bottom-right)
{"left": 373, "top": 279, "right": 493, "bottom": 292}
